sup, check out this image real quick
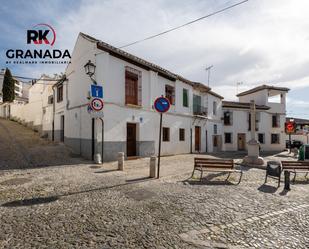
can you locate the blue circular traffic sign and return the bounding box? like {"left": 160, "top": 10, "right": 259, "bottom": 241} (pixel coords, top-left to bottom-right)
{"left": 154, "top": 97, "right": 170, "bottom": 113}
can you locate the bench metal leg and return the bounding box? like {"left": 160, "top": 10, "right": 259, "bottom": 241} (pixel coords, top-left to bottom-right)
{"left": 191, "top": 168, "right": 196, "bottom": 179}
{"left": 200, "top": 167, "right": 203, "bottom": 182}
{"left": 305, "top": 172, "right": 308, "bottom": 179}
{"left": 293, "top": 172, "right": 296, "bottom": 183}
{"left": 237, "top": 171, "right": 243, "bottom": 185}
{"left": 225, "top": 172, "right": 231, "bottom": 182}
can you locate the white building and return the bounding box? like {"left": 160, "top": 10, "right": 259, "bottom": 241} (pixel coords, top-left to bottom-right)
{"left": 285, "top": 117, "right": 309, "bottom": 145}
{"left": 222, "top": 85, "right": 289, "bottom": 151}
{"left": 0, "top": 76, "right": 54, "bottom": 137}
{"left": 52, "top": 33, "right": 224, "bottom": 161}
{"left": 0, "top": 33, "right": 292, "bottom": 162}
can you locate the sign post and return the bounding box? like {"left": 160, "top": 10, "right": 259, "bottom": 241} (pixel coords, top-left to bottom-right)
{"left": 285, "top": 119, "right": 296, "bottom": 154}
{"left": 154, "top": 96, "right": 170, "bottom": 178}
{"left": 88, "top": 84, "right": 104, "bottom": 164}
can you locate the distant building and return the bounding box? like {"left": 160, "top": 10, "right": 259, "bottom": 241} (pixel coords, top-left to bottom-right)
{"left": 0, "top": 68, "right": 29, "bottom": 102}
{"left": 222, "top": 85, "right": 290, "bottom": 151}
{"left": 286, "top": 117, "right": 309, "bottom": 144}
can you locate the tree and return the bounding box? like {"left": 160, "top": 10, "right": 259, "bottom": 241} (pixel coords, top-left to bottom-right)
{"left": 2, "top": 68, "right": 15, "bottom": 102}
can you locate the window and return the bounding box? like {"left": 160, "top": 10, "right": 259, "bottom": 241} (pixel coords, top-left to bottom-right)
{"left": 271, "top": 134, "right": 280, "bottom": 144}
{"left": 193, "top": 94, "right": 201, "bottom": 115}
{"left": 224, "top": 133, "right": 232, "bottom": 144}
{"left": 165, "top": 85, "right": 175, "bottom": 105}
{"left": 258, "top": 133, "right": 265, "bottom": 144}
{"left": 183, "top": 89, "right": 188, "bottom": 107}
{"left": 213, "top": 101, "right": 217, "bottom": 115}
{"left": 163, "top": 127, "right": 170, "bottom": 142}
{"left": 125, "top": 70, "right": 138, "bottom": 105}
{"left": 214, "top": 124, "right": 217, "bottom": 135}
{"left": 224, "top": 111, "right": 232, "bottom": 125}
{"left": 57, "top": 84, "right": 63, "bottom": 102}
{"left": 272, "top": 114, "right": 280, "bottom": 128}
{"left": 48, "top": 95, "right": 54, "bottom": 104}
{"left": 179, "top": 128, "right": 185, "bottom": 141}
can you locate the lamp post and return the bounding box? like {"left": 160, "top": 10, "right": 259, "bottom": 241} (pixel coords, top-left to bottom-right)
{"left": 84, "top": 60, "right": 97, "bottom": 84}
{"left": 84, "top": 60, "right": 101, "bottom": 164}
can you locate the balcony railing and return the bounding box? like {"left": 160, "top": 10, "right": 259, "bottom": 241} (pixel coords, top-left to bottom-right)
{"left": 193, "top": 105, "right": 208, "bottom": 116}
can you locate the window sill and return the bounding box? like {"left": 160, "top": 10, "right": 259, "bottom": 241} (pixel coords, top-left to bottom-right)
{"left": 125, "top": 104, "right": 142, "bottom": 109}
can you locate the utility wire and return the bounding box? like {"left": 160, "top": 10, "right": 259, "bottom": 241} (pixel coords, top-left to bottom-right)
{"left": 0, "top": 73, "right": 61, "bottom": 85}
{"left": 119, "top": 0, "right": 249, "bottom": 49}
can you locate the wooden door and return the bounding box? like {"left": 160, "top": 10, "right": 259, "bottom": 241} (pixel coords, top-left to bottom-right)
{"left": 195, "top": 126, "right": 201, "bottom": 152}
{"left": 127, "top": 123, "right": 137, "bottom": 157}
{"left": 237, "top": 133, "right": 246, "bottom": 151}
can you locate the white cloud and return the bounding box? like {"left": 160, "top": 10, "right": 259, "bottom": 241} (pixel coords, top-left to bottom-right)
{"left": 3, "top": 0, "right": 309, "bottom": 116}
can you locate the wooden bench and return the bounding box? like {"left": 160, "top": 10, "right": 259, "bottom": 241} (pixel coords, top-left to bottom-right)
{"left": 191, "top": 158, "right": 243, "bottom": 184}
{"left": 281, "top": 161, "right": 309, "bottom": 183}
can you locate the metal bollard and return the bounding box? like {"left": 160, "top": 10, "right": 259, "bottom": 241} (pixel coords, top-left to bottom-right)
{"left": 150, "top": 156, "right": 157, "bottom": 178}
{"left": 284, "top": 171, "right": 291, "bottom": 191}
{"left": 118, "top": 152, "right": 124, "bottom": 171}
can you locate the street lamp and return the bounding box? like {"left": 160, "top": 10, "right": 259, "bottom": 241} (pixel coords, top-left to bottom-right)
{"left": 84, "top": 60, "right": 96, "bottom": 84}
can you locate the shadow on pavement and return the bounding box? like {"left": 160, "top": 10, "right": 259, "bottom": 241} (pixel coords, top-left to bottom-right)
{"left": 2, "top": 196, "right": 59, "bottom": 207}
{"left": 183, "top": 172, "right": 237, "bottom": 186}
{"left": 257, "top": 184, "right": 278, "bottom": 193}
{"left": 126, "top": 176, "right": 151, "bottom": 183}
{"left": 94, "top": 169, "right": 119, "bottom": 174}
{"left": 1, "top": 176, "right": 155, "bottom": 208}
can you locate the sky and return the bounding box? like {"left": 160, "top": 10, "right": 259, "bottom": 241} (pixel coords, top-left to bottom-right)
{"left": 0, "top": 0, "right": 309, "bottom": 118}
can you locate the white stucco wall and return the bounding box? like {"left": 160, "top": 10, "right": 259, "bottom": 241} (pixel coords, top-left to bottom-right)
{"left": 62, "top": 33, "right": 224, "bottom": 160}
{"left": 222, "top": 108, "right": 286, "bottom": 151}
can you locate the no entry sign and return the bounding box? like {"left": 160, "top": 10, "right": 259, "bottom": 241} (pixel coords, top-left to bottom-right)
{"left": 154, "top": 97, "right": 170, "bottom": 113}
{"left": 91, "top": 98, "right": 104, "bottom": 111}
{"left": 285, "top": 121, "right": 296, "bottom": 134}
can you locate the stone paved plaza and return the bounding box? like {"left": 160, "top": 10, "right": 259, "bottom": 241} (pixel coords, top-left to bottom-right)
{"left": 1, "top": 151, "right": 309, "bottom": 249}
{"left": 0, "top": 117, "right": 309, "bottom": 249}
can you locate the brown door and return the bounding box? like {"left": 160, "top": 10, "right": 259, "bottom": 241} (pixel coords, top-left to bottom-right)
{"left": 127, "top": 123, "right": 137, "bottom": 157}
{"left": 213, "top": 135, "right": 219, "bottom": 152}
{"left": 238, "top": 133, "right": 246, "bottom": 151}
{"left": 195, "top": 126, "right": 201, "bottom": 152}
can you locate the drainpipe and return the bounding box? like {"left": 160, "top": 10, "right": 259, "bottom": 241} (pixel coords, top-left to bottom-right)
{"left": 99, "top": 117, "right": 104, "bottom": 163}
{"left": 52, "top": 86, "right": 56, "bottom": 141}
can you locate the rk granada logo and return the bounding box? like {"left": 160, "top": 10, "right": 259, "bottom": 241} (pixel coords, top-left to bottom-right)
{"left": 5, "top": 23, "right": 70, "bottom": 64}
{"left": 27, "top": 23, "right": 56, "bottom": 46}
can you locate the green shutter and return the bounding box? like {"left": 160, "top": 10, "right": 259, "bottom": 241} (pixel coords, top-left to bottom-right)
{"left": 183, "top": 89, "right": 188, "bottom": 107}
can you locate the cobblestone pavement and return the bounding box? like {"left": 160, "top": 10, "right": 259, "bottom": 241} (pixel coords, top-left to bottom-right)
{"left": 0, "top": 118, "right": 88, "bottom": 170}
{"left": 0, "top": 119, "right": 309, "bottom": 248}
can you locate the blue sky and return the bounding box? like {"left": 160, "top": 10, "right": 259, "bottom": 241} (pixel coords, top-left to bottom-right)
{"left": 1, "top": 0, "right": 309, "bottom": 118}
